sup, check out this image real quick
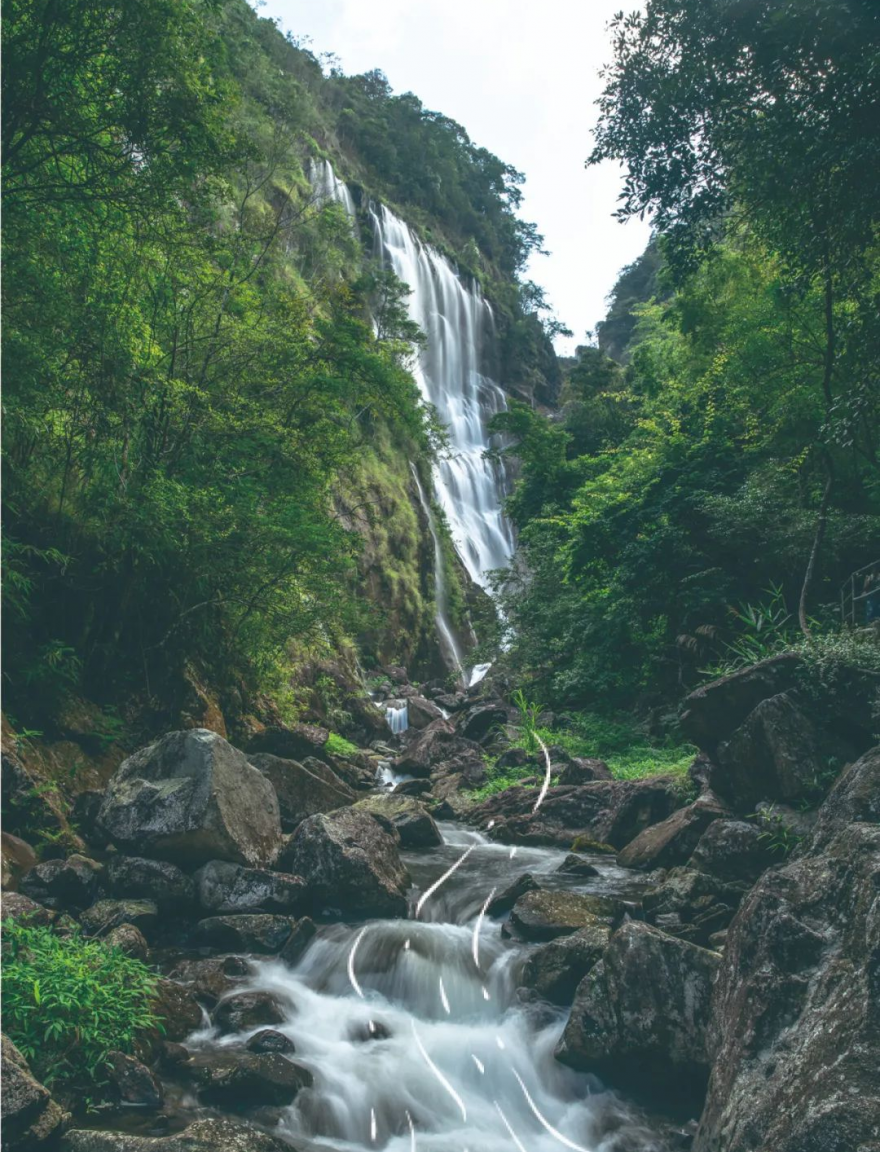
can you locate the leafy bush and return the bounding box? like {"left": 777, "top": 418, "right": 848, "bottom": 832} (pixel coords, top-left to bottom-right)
{"left": 511, "top": 688, "right": 542, "bottom": 753}
{"left": 325, "top": 731, "right": 359, "bottom": 757}
{"left": 2, "top": 921, "right": 159, "bottom": 1096}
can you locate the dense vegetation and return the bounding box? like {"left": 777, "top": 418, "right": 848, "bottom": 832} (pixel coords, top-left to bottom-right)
{"left": 1, "top": 0, "right": 547, "bottom": 728}
{"left": 489, "top": 0, "right": 880, "bottom": 717}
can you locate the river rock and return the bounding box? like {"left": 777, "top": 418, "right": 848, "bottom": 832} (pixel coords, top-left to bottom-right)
{"left": 679, "top": 652, "right": 802, "bottom": 753}
{"left": 212, "top": 990, "right": 285, "bottom": 1033}
{"left": 246, "top": 723, "right": 329, "bottom": 760}
{"left": 168, "top": 956, "right": 250, "bottom": 1007}
{"left": 1, "top": 891, "right": 56, "bottom": 927}
{"left": 1, "top": 1034, "right": 67, "bottom": 1149}
{"left": 616, "top": 794, "right": 729, "bottom": 871}
{"left": 194, "top": 860, "right": 306, "bottom": 915}
{"left": 486, "top": 871, "right": 538, "bottom": 915}
{"left": 195, "top": 913, "right": 296, "bottom": 954}
{"left": 151, "top": 979, "right": 204, "bottom": 1043}
{"left": 694, "top": 745, "right": 880, "bottom": 1152}
{"left": 246, "top": 1029, "right": 295, "bottom": 1054}
{"left": 98, "top": 729, "right": 282, "bottom": 868}
{"left": 105, "top": 1050, "right": 163, "bottom": 1109}
{"left": 352, "top": 795, "right": 442, "bottom": 848}
{"left": 19, "top": 854, "right": 103, "bottom": 910}
{"left": 193, "top": 1048, "right": 313, "bottom": 1106}
{"left": 555, "top": 853, "right": 600, "bottom": 877}
{"left": 61, "top": 1118, "right": 294, "bottom": 1152}
{"left": 520, "top": 923, "right": 612, "bottom": 1004}
{"left": 80, "top": 898, "right": 158, "bottom": 938}
{"left": 280, "top": 808, "right": 410, "bottom": 917}
{"left": 247, "top": 752, "right": 355, "bottom": 831}
{"left": 556, "top": 921, "right": 720, "bottom": 1108}
{"left": 106, "top": 855, "right": 195, "bottom": 908}
{"left": 105, "top": 922, "right": 150, "bottom": 962}
{"left": 688, "top": 819, "right": 775, "bottom": 884}
{"left": 507, "top": 889, "right": 620, "bottom": 941}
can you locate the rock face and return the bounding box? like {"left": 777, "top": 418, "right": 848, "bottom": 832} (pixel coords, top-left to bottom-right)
{"left": 351, "top": 795, "right": 442, "bottom": 848}
{"left": 1, "top": 1034, "right": 67, "bottom": 1149}
{"left": 507, "top": 889, "right": 620, "bottom": 941}
{"left": 556, "top": 921, "right": 720, "bottom": 1108}
{"left": 280, "top": 808, "right": 410, "bottom": 917}
{"left": 60, "top": 1118, "right": 293, "bottom": 1152}
{"left": 520, "top": 923, "right": 611, "bottom": 1004}
{"left": 247, "top": 752, "right": 355, "bottom": 831}
{"left": 695, "top": 746, "right": 880, "bottom": 1152}
{"left": 98, "top": 730, "right": 282, "bottom": 868}
{"left": 193, "top": 861, "right": 306, "bottom": 915}
{"left": 616, "top": 794, "right": 728, "bottom": 871}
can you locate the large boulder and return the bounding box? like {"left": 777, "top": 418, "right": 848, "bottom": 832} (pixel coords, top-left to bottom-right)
{"left": 98, "top": 730, "right": 282, "bottom": 868}
{"left": 60, "top": 1118, "right": 294, "bottom": 1152}
{"left": 459, "top": 703, "right": 510, "bottom": 744}
{"left": 557, "top": 757, "right": 613, "bottom": 785}
{"left": 1, "top": 1034, "right": 67, "bottom": 1149}
{"left": 351, "top": 795, "right": 442, "bottom": 848}
{"left": 556, "top": 922, "right": 720, "bottom": 1108}
{"left": 245, "top": 723, "right": 329, "bottom": 761}
{"left": 688, "top": 819, "right": 776, "bottom": 884}
{"left": 520, "top": 923, "right": 611, "bottom": 1004}
{"left": 0, "top": 891, "right": 55, "bottom": 927}
{"left": 150, "top": 978, "right": 203, "bottom": 1043}
{"left": 191, "top": 1050, "right": 312, "bottom": 1106}
{"left": 507, "top": 889, "right": 620, "bottom": 941}
{"left": 18, "top": 854, "right": 102, "bottom": 910}
{"left": 106, "top": 855, "right": 195, "bottom": 908}
{"left": 395, "top": 719, "right": 481, "bottom": 778}
{"left": 194, "top": 914, "right": 296, "bottom": 955}
{"left": 469, "top": 776, "right": 683, "bottom": 848}
{"left": 405, "top": 695, "right": 446, "bottom": 730}
{"left": 279, "top": 808, "right": 410, "bottom": 917}
{"left": 193, "top": 861, "right": 306, "bottom": 915}
{"left": 79, "top": 898, "right": 158, "bottom": 938}
{"left": 695, "top": 746, "right": 880, "bottom": 1152}
{"left": 167, "top": 956, "right": 249, "bottom": 1008}
{"left": 212, "top": 991, "right": 285, "bottom": 1034}
{"left": 714, "top": 693, "right": 827, "bottom": 809}
{"left": 617, "top": 794, "right": 729, "bottom": 871}
{"left": 643, "top": 867, "right": 749, "bottom": 947}
{"left": 247, "top": 752, "right": 355, "bottom": 831}
{"left": 679, "top": 653, "right": 802, "bottom": 753}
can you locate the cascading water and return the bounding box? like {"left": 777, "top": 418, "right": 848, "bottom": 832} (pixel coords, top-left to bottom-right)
{"left": 186, "top": 828, "right": 669, "bottom": 1151}
{"left": 307, "top": 157, "right": 356, "bottom": 219}
{"left": 385, "top": 701, "right": 410, "bottom": 736}
{"left": 410, "top": 464, "right": 465, "bottom": 678}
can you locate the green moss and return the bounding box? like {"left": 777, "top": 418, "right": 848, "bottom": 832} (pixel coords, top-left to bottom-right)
{"left": 326, "top": 731, "right": 359, "bottom": 756}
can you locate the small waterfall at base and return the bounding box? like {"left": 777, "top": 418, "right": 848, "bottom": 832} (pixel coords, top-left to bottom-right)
{"left": 410, "top": 464, "right": 466, "bottom": 679}
{"left": 385, "top": 701, "right": 410, "bottom": 736}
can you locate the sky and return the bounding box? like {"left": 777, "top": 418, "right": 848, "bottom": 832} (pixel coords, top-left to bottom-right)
{"left": 255, "top": 0, "right": 651, "bottom": 355}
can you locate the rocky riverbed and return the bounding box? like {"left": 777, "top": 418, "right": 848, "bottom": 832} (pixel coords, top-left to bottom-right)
{"left": 2, "top": 657, "right": 879, "bottom": 1152}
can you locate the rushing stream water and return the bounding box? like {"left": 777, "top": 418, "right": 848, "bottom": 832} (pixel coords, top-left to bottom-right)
{"left": 181, "top": 825, "right": 670, "bottom": 1152}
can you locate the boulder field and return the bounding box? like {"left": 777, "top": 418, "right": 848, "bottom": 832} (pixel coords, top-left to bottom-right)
{"left": 1, "top": 658, "right": 878, "bottom": 1151}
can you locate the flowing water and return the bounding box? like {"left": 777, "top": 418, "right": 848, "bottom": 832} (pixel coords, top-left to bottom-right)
{"left": 185, "top": 827, "right": 671, "bottom": 1152}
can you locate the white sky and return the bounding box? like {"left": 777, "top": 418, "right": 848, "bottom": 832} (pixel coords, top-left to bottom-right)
{"left": 255, "top": 0, "right": 651, "bottom": 355}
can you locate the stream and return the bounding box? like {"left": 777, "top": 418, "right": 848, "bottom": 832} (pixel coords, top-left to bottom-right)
{"left": 179, "top": 824, "right": 672, "bottom": 1152}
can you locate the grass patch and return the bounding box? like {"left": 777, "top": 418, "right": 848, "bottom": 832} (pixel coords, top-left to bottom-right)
{"left": 325, "top": 731, "right": 360, "bottom": 757}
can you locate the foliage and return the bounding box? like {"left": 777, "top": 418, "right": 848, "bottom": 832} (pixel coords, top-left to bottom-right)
{"left": 2, "top": 921, "right": 159, "bottom": 1097}
{"left": 511, "top": 689, "right": 541, "bottom": 754}
{"left": 325, "top": 731, "right": 359, "bottom": 757}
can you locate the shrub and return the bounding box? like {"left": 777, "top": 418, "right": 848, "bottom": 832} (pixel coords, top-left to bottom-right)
{"left": 325, "top": 731, "right": 359, "bottom": 756}
{"left": 2, "top": 921, "right": 159, "bottom": 1097}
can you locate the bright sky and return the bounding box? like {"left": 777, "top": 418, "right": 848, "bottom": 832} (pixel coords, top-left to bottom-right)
{"left": 255, "top": 0, "right": 651, "bottom": 355}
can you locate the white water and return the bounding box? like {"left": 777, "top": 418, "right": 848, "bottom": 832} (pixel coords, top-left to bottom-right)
{"left": 308, "top": 157, "right": 356, "bottom": 219}
{"left": 385, "top": 703, "right": 410, "bottom": 736}
{"left": 410, "top": 464, "right": 466, "bottom": 678}
{"left": 370, "top": 203, "right": 516, "bottom": 594}
{"left": 187, "top": 827, "right": 667, "bottom": 1152}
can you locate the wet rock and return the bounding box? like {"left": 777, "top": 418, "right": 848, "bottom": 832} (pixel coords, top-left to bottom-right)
{"left": 195, "top": 914, "right": 295, "bottom": 955}
{"left": 405, "top": 695, "right": 445, "bottom": 729}
{"left": 688, "top": 819, "right": 775, "bottom": 884}
{"left": 555, "top": 853, "right": 600, "bottom": 878}
{"left": 19, "top": 854, "right": 103, "bottom": 910}
{"left": 246, "top": 723, "right": 329, "bottom": 761}
{"left": 151, "top": 978, "right": 203, "bottom": 1043}
{"left": 433, "top": 692, "right": 467, "bottom": 713}
{"left": 98, "top": 729, "right": 282, "bottom": 868}
{"left": 570, "top": 836, "right": 617, "bottom": 855}
{"left": 1, "top": 891, "right": 56, "bottom": 927}
{"left": 350, "top": 1019, "right": 391, "bottom": 1042}
{"left": 80, "top": 898, "right": 158, "bottom": 938}
{"left": 106, "top": 856, "right": 194, "bottom": 909}
{"left": 168, "top": 956, "right": 249, "bottom": 1007}
{"left": 520, "top": 923, "right": 612, "bottom": 1004}
{"left": 679, "top": 652, "right": 802, "bottom": 753}
{"left": 1, "top": 832, "right": 37, "bottom": 891}
{"left": 106, "top": 1051, "right": 163, "bottom": 1109}
{"left": 556, "top": 922, "right": 720, "bottom": 1108}
{"left": 212, "top": 990, "right": 285, "bottom": 1034}
{"left": 395, "top": 719, "right": 481, "bottom": 778}
{"left": 194, "top": 860, "right": 306, "bottom": 915}
{"left": 105, "top": 923, "right": 149, "bottom": 962}
{"left": 280, "top": 808, "right": 409, "bottom": 918}
{"left": 278, "top": 915, "right": 317, "bottom": 966}
{"left": 2, "top": 1034, "right": 67, "bottom": 1149}
{"left": 643, "top": 868, "right": 748, "bottom": 948}
{"left": 352, "top": 795, "right": 442, "bottom": 849}
{"left": 507, "top": 889, "right": 620, "bottom": 941}
{"left": 247, "top": 752, "right": 354, "bottom": 831}
{"left": 557, "top": 757, "right": 613, "bottom": 785}
{"left": 246, "top": 1028, "right": 295, "bottom": 1054}
{"left": 61, "top": 1117, "right": 294, "bottom": 1152}
{"left": 159, "top": 1041, "right": 191, "bottom": 1070}
{"left": 695, "top": 745, "right": 880, "bottom": 1152}
{"left": 459, "top": 704, "right": 510, "bottom": 744}
{"left": 392, "top": 778, "right": 433, "bottom": 798}
{"left": 616, "top": 794, "right": 729, "bottom": 871}
{"left": 486, "top": 871, "right": 538, "bottom": 915}
{"left": 714, "top": 693, "right": 827, "bottom": 809}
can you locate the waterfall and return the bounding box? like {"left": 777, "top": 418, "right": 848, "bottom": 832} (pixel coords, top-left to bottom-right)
{"left": 307, "top": 157, "right": 356, "bottom": 218}
{"left": 410, "top": 464, "right": 465, "bottom": 678}
{"left": 370, "top": 204, "right": 515, "bottom": 593}
{"left": 385, "top": 701, "right": 410, "bottom": 736}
